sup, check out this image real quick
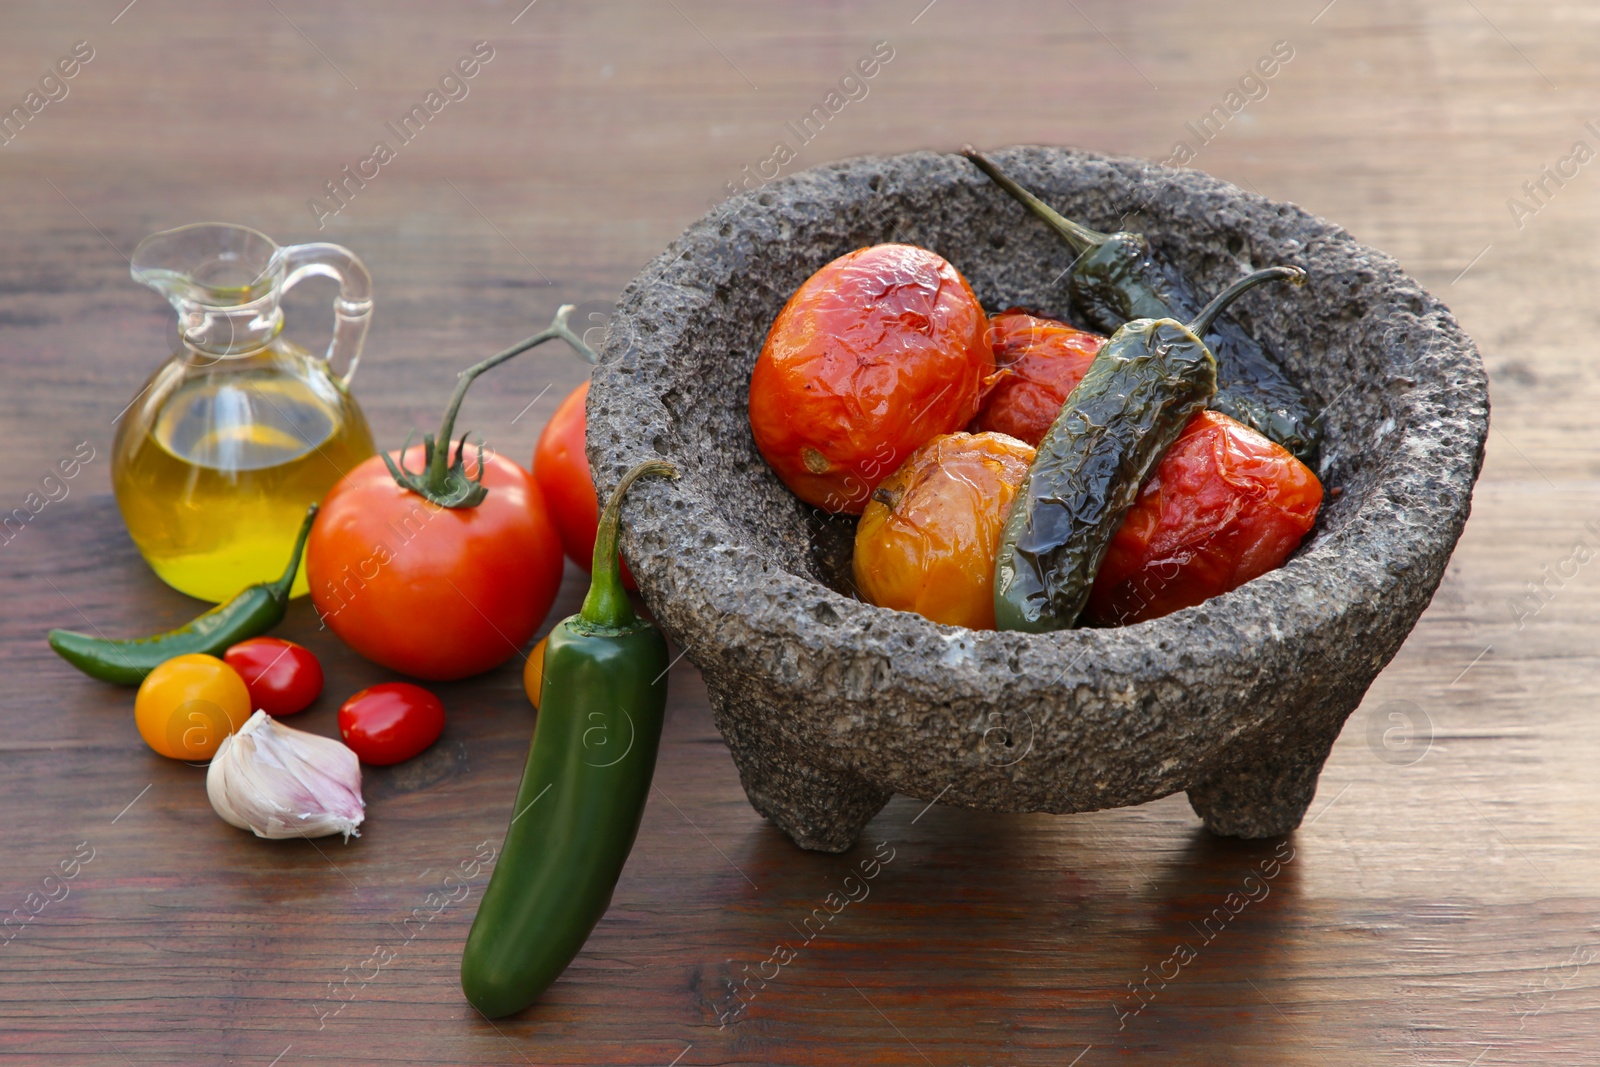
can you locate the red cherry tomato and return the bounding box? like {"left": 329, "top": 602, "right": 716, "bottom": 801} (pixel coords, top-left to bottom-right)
{"left": 749, "top": 243, "right": 993, "bottom": 514}
{"left": 532, "top": 379, "right": 635, "bottom": 589}
{"left": 223, "top": 637, "right": 323, "bottom": 716}
{"left": 974, "top": 309, "right": 1106, "bottom": 446}
{"left": 306, "top": 445, "right": 564, "bottom": 681}
{"left": 337, "top": 682, "right": 446, "bottom": 766}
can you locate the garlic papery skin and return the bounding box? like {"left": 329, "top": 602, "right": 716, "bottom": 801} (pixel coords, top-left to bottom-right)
{"left": 206, "top": 710, "right": 365, "bottom": 841}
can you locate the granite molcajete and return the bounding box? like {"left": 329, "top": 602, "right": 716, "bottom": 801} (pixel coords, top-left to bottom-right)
{"left": 587, "top": 147, "right": 1488, "bottom": 852}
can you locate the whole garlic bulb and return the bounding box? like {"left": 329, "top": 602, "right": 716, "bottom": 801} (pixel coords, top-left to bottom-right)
{"left": 206, "top": 710, "right": 365, "bottom": 840}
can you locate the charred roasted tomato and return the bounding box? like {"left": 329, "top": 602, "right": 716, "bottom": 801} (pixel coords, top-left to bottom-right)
{"left": 749, "top": 244, "right": 993, "bottom": 514}
{"left": 853, "top": 432, "right": 1035, "bottom": 630}
{"left": 974, "top": 309, "right": 1106, "bottom": 446}
{"left": 1086, "top": 410, "right": 1322, "bottom": 626}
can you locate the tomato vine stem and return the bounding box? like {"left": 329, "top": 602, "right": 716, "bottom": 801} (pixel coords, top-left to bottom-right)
{"left": 383, "top": 304, "right": 598, "bottom": 508}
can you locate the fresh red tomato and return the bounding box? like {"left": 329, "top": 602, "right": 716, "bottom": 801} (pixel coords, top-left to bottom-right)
{"left": 306, "top": 445, "right": 564, "bottom": 681}
{"left": 337, "top": 682, "right": 446, "bottom": 766}
{"left": 974, "top": 309, "right": 1106, "bottom": 445}
{"left": 1086, "top": 411, "right": 1323, "bottom": 626}
{"left": 532, "top": 379, "right": 635, "bottom": 589}
{"left": 749, "top": 243, "right": 993, "bottom": 514}
{"left": 223, "top": 637, "right": 323, "bottom": 716}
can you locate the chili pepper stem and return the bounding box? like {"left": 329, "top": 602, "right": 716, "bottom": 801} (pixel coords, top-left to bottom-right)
{"left": 383, "top": 304, "right": 598, "bottom": 509}
{"left": 581, "top": 460, "right": 678, "bottom": 629}
{"left": 961, "top": 145, "right": 1112, "bottom": 255}
{"left": 1187, "top": 266, "right": 1307, "bottom": 338}
{"left": 266, "top": 504, "right": 319, "bottom": 603}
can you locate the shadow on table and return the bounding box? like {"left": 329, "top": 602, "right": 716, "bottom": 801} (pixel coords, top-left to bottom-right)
{"left": 1103, "top": 828, "right": 1308, "bottom": 1064}
{"left": 699, "top": 805, "right": 1313, "bottom": 1065}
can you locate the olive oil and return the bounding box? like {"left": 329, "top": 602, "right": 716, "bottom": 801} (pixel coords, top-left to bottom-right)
{"left": 112, "top": 342, "right": 374, "bottom": 603}
{"left": 114, "top": 223, "right": 378, "bottom": 601}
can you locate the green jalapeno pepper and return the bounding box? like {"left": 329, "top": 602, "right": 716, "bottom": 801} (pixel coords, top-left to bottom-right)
{"left": 962, "top": 147, "right": 1320, "bottom": 465}
{"left": 461, "top": 458, "right": 676, "bottom": 1019}
{"left": 994, "top": 267, "right": 1306, "bottom": 633}
{"left": 47, "top": 505, "right": 318, "bottom": 685}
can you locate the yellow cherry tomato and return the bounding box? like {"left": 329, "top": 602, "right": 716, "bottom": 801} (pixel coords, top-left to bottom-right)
{"left": 522, "top": 637, "right": 548, "bottom": 710}
{"left": 134, "top": 654, "right": 252, "bottom": 760}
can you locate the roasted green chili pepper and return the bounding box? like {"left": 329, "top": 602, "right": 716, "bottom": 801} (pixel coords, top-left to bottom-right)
{"left": 47, "top": 505, "right": 318, "bottom": 685}
{"left": 962, "top": 147, "right": 1320, "bottom": 464}
{"left": 461, "top": 459, "right": 676, "bottom": 1019}
{"left": 994, "top": 267, "right": 1306, "bottom": 633}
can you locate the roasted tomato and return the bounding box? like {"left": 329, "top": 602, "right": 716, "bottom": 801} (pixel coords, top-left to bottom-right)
{"left": 974, "top": 308, "right": 1106, "bottom": 446}
{"left": 1086, "top": 411, "right": 1323, "bottom": 626}
{"left": 853, "top": 432, "right": 1035, "bottom": 630}
{"left": 532, "top": 379, "right": 635, "bottom": 589}
{"left": 307, "top": 446, "right": 564, "bottom": 681}
{"left": 749, "top": 244, "right": 993, "bottom": 514}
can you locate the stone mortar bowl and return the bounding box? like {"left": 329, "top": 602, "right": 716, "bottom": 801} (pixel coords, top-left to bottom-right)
{"left": 587, "top": 146, "right": 1489, "bottom": 853}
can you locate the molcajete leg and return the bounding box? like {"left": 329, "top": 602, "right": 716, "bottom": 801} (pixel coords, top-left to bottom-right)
{"left": 730, "top": 750, "right": 891, "bottom": 853}
{"left": 709, "top": 694, "right": 890, "bottom": 853}
{"left": 1186, "top": 715, "right": 1346, "bottom": 838}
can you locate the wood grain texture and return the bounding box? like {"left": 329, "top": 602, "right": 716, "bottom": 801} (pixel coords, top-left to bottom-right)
{"left": 2, "top": 1, "right": 1596, "bottom": 1063}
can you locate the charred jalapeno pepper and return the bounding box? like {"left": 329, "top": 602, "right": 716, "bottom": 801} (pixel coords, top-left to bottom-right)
{"left": 47, "top": 505, "right": 317, "bottom": 686}
{"left": 461, "top": 458, "right": 676, "bottom": 1019}
{"left": 994, "top": 266, "right": 1306, "bottom": 633}
{"left": 962, "top": 146, "right": 1320, "bottom": 465}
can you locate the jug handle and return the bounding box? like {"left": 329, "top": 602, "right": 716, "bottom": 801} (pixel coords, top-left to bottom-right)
{"left": 277, "top": 243, "right": 373, "bottom": 388}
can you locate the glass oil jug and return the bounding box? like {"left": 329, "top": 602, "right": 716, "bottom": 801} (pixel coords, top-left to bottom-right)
{"left": 112, "top": 223, "right": 377, "bottom": 602}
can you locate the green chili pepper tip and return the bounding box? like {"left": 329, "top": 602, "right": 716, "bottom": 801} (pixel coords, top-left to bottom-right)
{"left": 267, "top": 503, "right": 318, "bottom": 603}
{"left": 579, "top": 459, "right": 678, "bottom": 630}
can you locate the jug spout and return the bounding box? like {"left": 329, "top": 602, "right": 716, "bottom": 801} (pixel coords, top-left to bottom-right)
{"left": 132, "top": 223, "right": 286, "bottom": 357}
{"left": 131, "top": 222, "right": 373, "bottom": 379}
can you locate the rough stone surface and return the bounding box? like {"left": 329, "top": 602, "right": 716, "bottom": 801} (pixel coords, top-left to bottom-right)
{"left": 587, "top": 146, "right": 1490, "bottom": 852}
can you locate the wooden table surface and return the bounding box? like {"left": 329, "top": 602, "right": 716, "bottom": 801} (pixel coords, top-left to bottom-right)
{"left": 3, "top": 1, "right": 1596, "bottom": 1063}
